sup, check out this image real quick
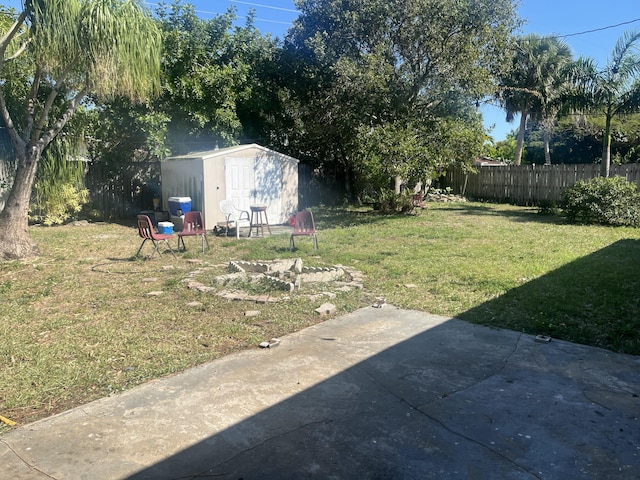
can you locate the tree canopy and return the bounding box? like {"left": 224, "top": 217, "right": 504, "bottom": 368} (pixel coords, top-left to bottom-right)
{"left": 280, "top": 0, "right": 519, "bottom": 200}
{"left": 567, "top": 31, "right": 640, "bottom": 176}
{"left": 498, "top": 34, "right": 574, "bottom": 165}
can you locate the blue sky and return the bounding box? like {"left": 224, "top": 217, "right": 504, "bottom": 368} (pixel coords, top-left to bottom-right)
{"left": 485, "top": 0, "right": 640, "bottom": 140}
{"left": 4, "top": 0, "right": 639, "bottom": 140}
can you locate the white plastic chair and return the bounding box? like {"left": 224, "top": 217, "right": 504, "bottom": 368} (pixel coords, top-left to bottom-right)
{"left": 219, "top": 200, "right": 250, "bottom": 239}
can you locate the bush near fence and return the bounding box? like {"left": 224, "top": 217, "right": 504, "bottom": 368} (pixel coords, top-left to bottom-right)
{"left": 444, "top": 163, "right": 640, "bottom": 206}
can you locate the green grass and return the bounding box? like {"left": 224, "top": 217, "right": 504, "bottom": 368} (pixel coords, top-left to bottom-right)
{"left": 1, "top": 202, "right": 640, "bottom": 433}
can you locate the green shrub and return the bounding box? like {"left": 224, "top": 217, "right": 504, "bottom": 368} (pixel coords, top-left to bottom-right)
{"left": 375, "top": 190, "right": 415, "bottom": 213}
{"left": 30, "top": 182, "right": 90, "bottom": 226}
{"left": 562, "top": 176, "right": 640, "bottom": 227}
{"left": 29, "top": 137, "right": 90, "bottom": 226}
{"left": 537, "top": 199, "right": 559, "bottom": 215}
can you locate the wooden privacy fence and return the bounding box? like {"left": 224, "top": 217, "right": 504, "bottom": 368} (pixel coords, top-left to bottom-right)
{"left": 445, "top": 163, "right": 640, "bottom": 205}
{"left": 84, "top": 160, "right": 162, "bottom": 220}
{"left": 0, "top": 160, "right": 161, "bottom": 219}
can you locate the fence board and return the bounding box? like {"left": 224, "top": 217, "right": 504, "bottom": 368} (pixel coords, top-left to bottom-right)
{"left": 84, "top": 161, "right": 162, "bottom": 219}
{"left": 446, "top": 164, "right": 640, "bottom": 205}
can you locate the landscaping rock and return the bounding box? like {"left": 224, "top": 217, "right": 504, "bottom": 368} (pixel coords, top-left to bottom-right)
{"left": 309, "top": 292, "right": 337, "bottom": 302}
{"left": 255, "top": 295, "right": 268, "bottom": 304}
{"left": 196, "top": 285, "right": 216, "bottom": 293}
{"left": 315, "top": 303, "right": 336, "bottom": 315}
{"left": 372, "top": 298, "right": 386, "bottom": 308}
{"left": 259, "top": 338, "right": 280, "bottom": 348}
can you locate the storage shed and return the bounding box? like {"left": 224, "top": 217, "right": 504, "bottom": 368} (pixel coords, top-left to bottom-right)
{"left": 160, "top": 144, "right": 299, "bottom": 231}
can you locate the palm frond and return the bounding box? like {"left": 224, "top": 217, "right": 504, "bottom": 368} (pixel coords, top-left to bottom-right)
{"left": 80, "top": 0, "right": 161, "bottom": 102}
{"left": 609, "top": 30, "right": 640, "bottom": 69}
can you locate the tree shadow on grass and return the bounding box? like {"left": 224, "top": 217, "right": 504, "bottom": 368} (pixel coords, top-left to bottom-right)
{"left": 311, "top": 205, "right": 416, "bottom": 230}
{"left": 457, "top": 238, "right": 640, "bottom": 354}
{"left": 443, "top": 203, "right": 567, "bottom": 225}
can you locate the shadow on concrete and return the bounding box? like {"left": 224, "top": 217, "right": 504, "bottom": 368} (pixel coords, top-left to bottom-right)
{"left": 124, "top": 243, "right": 640, "bottom": 479}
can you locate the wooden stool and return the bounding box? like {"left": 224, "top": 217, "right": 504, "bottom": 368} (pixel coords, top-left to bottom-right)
{"left": 249, "top": 205, "right": 271, "bottom": 237}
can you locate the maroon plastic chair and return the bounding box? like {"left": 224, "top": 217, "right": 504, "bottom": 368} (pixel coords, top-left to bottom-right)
{"left": 177, "top": 211, "right": 209, "bottom": 253}
{"left": 290, "top": 211, "right": 318, "bottom": 252}
{"left": 135, "top": 214, "right": 176, "bottom": 258}
{"left": 412, "top": 193, "right": 426, "bottom": 209}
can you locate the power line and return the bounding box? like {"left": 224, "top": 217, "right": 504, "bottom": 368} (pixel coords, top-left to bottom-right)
{"left": 3, "top": 4, "right": 638, "bottom": 39}
{"left": 145, "top": 1, "right": 298, "bottom": 16}
{"left": 145, "top": 1, "right": 297, "bottom": 26}
{"left": 227, "top": 0, "right": 298, "bottom": 13}
{"left": 554, "top": 18, "right": 640, "bottom": 38}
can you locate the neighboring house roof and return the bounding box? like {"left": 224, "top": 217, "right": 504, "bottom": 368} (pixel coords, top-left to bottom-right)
{"left": 166, "top": 143, "right": 299, "bottom": 164}
{"left": 473, "top": 156, "right": 507, "bottom": 167}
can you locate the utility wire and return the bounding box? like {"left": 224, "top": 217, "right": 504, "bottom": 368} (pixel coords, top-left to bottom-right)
{"left": 1, "top": 5, "right": 637, "bottom": 37}
{"left": 557, "top": 18, "right": 640, "bottom": 38}
{"left": 144, "top": 1, "right": 297, "bottom": 26}
{"left": 227, "top": 0, "right": 298, "bottom": 13}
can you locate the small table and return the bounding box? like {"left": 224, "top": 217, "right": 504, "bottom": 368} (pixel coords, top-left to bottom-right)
{"left": 249, "top": 205, "right": 271, "bottom": 237}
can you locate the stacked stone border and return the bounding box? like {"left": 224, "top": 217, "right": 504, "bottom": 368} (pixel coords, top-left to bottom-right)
{"left": 181, "top": 258, "right": 365, "bottom": 305}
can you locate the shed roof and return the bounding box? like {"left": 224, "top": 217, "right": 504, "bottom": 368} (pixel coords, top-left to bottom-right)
{"left": 473, "top": 156, "right": 508, "bottom": 167}
{"left": 166, "top": 143, "right": 299, "bottom": 163}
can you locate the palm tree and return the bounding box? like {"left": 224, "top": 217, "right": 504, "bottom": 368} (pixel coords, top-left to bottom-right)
{"left": 0, "top": 0, "right": 161, "bottom": 260}
{"left": 499, "top": 34, "right": 573, "bottom": 165}
{"left": 568, "top": 31, "right": 640, "bottom": 177}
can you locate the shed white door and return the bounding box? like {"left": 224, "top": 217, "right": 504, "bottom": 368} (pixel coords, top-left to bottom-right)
{"left": 255, "top": 156, "right": 282, "bottom": 224}
{"left": 225, "top": 157, "right": 254, "bottom": 219}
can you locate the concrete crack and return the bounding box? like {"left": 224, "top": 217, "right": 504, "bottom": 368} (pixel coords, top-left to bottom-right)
{"left": 431, "top": 331, "right": 523, "bottom": 401}
{"left": 0, "top": 438, "right": 57, "bottom": 479}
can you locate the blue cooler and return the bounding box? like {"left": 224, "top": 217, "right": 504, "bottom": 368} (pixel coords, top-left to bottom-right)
{"left": 157, "top": 221, "right": 174, "bottom": 234}
{"left": 168, "top": 196, "right": 192, "bottom": 216}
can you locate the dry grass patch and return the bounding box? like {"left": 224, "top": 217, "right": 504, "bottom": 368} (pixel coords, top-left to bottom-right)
{"left": 0, "top": 221, "right": 368, "bottom": 430}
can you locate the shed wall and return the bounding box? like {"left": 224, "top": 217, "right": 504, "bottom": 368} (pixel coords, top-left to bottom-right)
{"left": 161, "top": 145, "right": 298, "bottom": 231}
{"left": 160, "top": 158, "right": 204, "bottom": 214}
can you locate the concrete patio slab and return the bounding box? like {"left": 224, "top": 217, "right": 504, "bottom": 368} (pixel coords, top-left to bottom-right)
{"left": 1, "top": 306, "right": 638, "bottom": 479}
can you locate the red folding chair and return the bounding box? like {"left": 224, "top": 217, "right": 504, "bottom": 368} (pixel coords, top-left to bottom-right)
{"left": 177, "top": 211, "right": 209, "bottom": 253}
{"left": 290, "top": 211, "right": 318, "bottom": 252}
{"left": 135, "top": 215, "right": 176, "bottom": 258}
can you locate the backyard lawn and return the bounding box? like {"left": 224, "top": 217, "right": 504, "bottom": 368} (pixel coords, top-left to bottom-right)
{"left": 1, "top": 201, "right": 640, "bottom": 432}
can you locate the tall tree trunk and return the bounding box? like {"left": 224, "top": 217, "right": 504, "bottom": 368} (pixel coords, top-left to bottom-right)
{"left": 543, "top": 129, "right": 552, "bottom": 165}
{"left": 0, "top": 148, "right": 41, "bottom": 259}
{"left": 514, "top": 110, "right": 527, "bottom": 166}
{"left": 601, "top": 115, "right": 612, "bottom": 177}
{"left": 394, "top": 175, "right": 402, "bottom": 194}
